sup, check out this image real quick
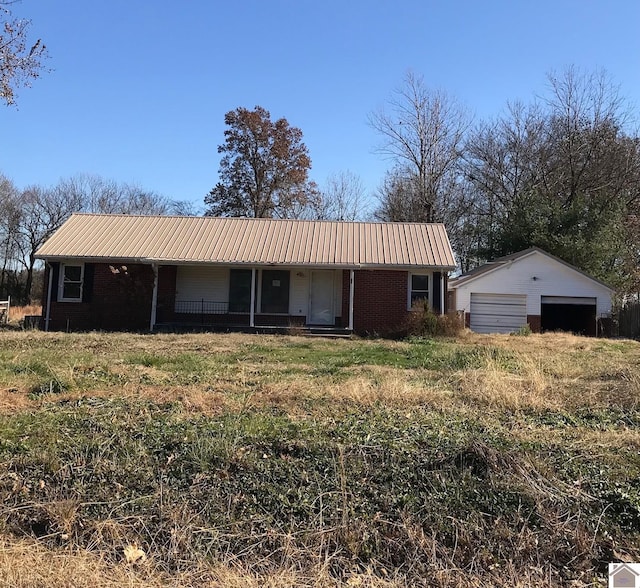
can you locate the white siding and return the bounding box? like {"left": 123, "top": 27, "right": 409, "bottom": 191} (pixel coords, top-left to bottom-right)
{"left": 175, "top": 266, "right": 229, "bottom": 304}
{"left": 290, "top": 271, "right": 308, "bottom": 316}
{"left": 334, "top": 270, "right": 343, "bottom": 318}
{"left": 453, "top": 251, "right": 612, "bottom": 317}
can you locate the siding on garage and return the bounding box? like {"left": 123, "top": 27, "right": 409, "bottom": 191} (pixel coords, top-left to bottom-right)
{"left": 452, "top": 251, "right": 612, "bottom": 318}
{"left": 470, "top": 293, "right": 527, "bottom": 334}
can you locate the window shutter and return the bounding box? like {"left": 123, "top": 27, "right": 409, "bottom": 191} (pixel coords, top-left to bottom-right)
{"left": 50, "top": 263, "right": 60, "bottom": 302}
{"left": 433, "top": 272, "right": 441, "bottom": 313}
{"left": 82, "top": 264, "right": 94, "bottom": 303}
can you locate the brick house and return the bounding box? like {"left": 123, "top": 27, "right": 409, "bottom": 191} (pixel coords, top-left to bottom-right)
{"left": 36, "top": 214, "right": 456, "bottom": 335}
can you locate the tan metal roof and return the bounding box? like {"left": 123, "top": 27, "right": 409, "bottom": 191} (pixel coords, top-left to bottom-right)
{"left": 36, "top": 214, "right": 457, "bottom": 269}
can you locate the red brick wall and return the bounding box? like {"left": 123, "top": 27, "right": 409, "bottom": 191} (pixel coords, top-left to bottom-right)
{"left": 350, "top": 270, "right": 410, "bottom": 336}
{"left": 527, "top": 315, "right": 542, "bottom": 333}
{"left": 44, "top": 262, "right": 154, "bottom": 332}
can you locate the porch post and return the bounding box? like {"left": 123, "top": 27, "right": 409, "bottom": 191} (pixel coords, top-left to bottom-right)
{"left": 348, "top": 269, "right": 355, "bottom": 331}
{"left": 250, "top": 268, "right": 256, "bottom": 328}
{"left": 440, "top": 271, "right": 445, "bottom": 316}
{"left": 149, "top": 263, "right": 158, "bottom": 332}
{"left": 44, "top": 262, "right": 53, "bottom": 332}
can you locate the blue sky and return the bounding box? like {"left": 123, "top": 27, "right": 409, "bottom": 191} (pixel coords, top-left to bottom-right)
{"left": 2, "top": 0, "right": 639, "bottom": 212}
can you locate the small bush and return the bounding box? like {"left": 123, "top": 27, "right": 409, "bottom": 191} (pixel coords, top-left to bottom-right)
{"left": 404, "top": 301, "right": 464, "bottom": 338}
{"left": 512, "top": 324, "right": 533, "bottom": 337}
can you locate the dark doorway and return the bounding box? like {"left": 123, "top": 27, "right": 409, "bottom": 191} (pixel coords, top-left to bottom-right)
{"left": 541, "top": 303, "right": 596, "bottom": 336}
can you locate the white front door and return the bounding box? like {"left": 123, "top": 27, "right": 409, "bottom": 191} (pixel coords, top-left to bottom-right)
{"left": 309, "top": 271, "right": 334, "bottom": 325}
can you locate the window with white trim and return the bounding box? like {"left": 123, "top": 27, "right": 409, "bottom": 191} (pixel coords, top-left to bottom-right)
{"left": 59, "top": 263, "right": 84, "bottom": 302}
{"left": 408, "top": 273, "right": 430, "bottom": 309}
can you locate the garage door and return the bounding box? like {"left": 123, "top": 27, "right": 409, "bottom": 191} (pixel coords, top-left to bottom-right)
{"left": 470, "top": 293, "right": 527, "bottom": 334}
{"left": 541, "top": 296, "right": 596, "bottom": 336}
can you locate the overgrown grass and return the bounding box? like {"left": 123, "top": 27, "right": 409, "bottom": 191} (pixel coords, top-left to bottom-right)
{"left": 0, "top": 330, "right": 639, "bottom": 586}
{"left": 6, "top": 304, "right": 41, "bottom": 325}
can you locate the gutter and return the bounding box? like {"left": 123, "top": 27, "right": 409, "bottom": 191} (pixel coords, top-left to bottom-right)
{"left": 36, "top": 255, "right": 456, "bottom": 272}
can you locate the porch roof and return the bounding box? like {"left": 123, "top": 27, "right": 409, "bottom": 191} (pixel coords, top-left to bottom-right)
{"left": 36, "top": 214, "right": 457, "bottom": 270}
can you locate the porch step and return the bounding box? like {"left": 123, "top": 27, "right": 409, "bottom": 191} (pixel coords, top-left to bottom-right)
{"left": 154, "top": 323, "right": 353, "bottom": 338}
{"left": 304, "top": 331, "right": 353, "bottom": 339}
{"left": 303, "top": 327, "right": 353, "bottom": 338}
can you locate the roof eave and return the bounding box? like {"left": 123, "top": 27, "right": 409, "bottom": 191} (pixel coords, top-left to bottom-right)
{"left": 36, "top": 254, "right": 456, "bottom": 272}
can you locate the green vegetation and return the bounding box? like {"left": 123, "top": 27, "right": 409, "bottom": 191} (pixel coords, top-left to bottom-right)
{"left": 0, "top": 331, "right": 639, "bottom": 587}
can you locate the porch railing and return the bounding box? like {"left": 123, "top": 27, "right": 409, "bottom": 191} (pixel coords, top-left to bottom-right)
{"left": 174, "top": 300, "right": 230, "bottom": 315}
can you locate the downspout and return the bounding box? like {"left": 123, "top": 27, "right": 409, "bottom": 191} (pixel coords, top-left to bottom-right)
{"left": 440, "top": 271, "right": 446, "bottom": 316}
{"left": 250, "top": 268, "right": 256, "bottom": 328}
{"left": 149, "top": 263, "right": 158, "bottom": 332}
{"left": 44, "top": 262, "right": 53, "bottom": 332}
{"left": 348, "top": 269, "right": 355, "bottom": 331}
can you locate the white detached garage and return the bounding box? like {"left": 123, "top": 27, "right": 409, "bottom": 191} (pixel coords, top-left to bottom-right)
{"left": 449, "top": 248, "right": 613, "bottom": 336}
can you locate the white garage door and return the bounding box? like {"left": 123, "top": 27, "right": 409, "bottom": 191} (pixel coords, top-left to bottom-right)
{"left": 470, "top": 293, "right": 527, "bottom": 334}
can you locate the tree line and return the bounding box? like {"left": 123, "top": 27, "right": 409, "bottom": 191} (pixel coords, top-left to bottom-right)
{"left": 2, "top": 4, "right": 638, "bottom": 299}
{"left": 371, "top": 68, "right": 640, "bottom": 295}
{"left": 204, "top": 68, "right": 640, "bottom": 296}
{"left": 0, "top": 174, "right": 194, "bottom": 303}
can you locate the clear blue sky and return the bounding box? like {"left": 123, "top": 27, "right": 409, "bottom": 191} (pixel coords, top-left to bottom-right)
{"left": 2, "top": 0, "right": 639, "bottom": 211}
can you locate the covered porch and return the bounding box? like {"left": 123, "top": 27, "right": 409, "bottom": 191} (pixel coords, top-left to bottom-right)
{"left": 153, "top": 265, "right": 356, "bottom": 333}
{"left": 150, "top": 263, "right": 448, "bottom": 335}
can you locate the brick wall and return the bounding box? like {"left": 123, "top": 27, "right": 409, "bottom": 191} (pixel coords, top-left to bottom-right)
{"left": 527, "top": 315, "right": 542, "bottom": 333}
{"left": 338, "top": 269, "right": 453, "bottom": 335}
{"left": 44, "top": 262, "right": 154, "bottom": 332}
{"left": 350, "top": 270, "right": 409, "bottom": 336}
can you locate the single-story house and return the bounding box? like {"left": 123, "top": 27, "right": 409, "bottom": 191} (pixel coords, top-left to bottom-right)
{"left": 35, "top": 214, "right": 457, "bottom": 335}
{"left": 448, "top": 247, "right": 614, "bottom": 335}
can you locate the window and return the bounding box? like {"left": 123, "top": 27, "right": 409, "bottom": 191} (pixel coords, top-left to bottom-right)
{"left": 228, "top": 269, "right": 252, "bottom": 313}
{"left": 409, "top": 273, "right": 429, "bottom": 309}
{"left": 60, "top": 263, "right": 84, "bottom": 302}
{"left": 260, "top": 270, "right": 290, "bottom": 314}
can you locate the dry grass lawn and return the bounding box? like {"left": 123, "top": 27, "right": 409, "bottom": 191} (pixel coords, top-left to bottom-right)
{"left": 0, "top": 329, "right": 638, "bottom": 587}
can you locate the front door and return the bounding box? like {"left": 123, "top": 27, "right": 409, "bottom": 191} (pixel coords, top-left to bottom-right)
{"left": 309, "top": 270, "right": 334, "bottom": 325}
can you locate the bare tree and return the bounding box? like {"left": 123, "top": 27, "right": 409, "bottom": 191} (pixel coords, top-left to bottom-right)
{"left": 56, "top": 174, "right": 173, "bottom": 215}
{"left": 169, "top": 200, "right": 204, "bottom": 216}
{"left": 314, "top": 171, "right": 369, "bottom": 221}
{"left": 463, "top": 101, "right": 546, "bottom": 262}
{"left": 0, "top": 174, "right": 21, "bottom": 296}
{"left": 461, "top": 67, "right": 640, "bottom": 291}
{"left": 0, "top": 0, "right": 48, "bottom": 106}
{"left": 0, "top": 173, "right": 181, "bottom": 303}
{"left": 13, "top": 185, "right": 83, "bottom": 302}
{"left": 370, "top": 71, "right": 470, "bottom": 222}
{"left": 374, "top": 166, "right": 422, "bottom": 222}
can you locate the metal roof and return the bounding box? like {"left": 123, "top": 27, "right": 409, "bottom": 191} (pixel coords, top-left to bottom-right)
{"left": 36, "top": 214, "right": 457, "bottom": 269}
